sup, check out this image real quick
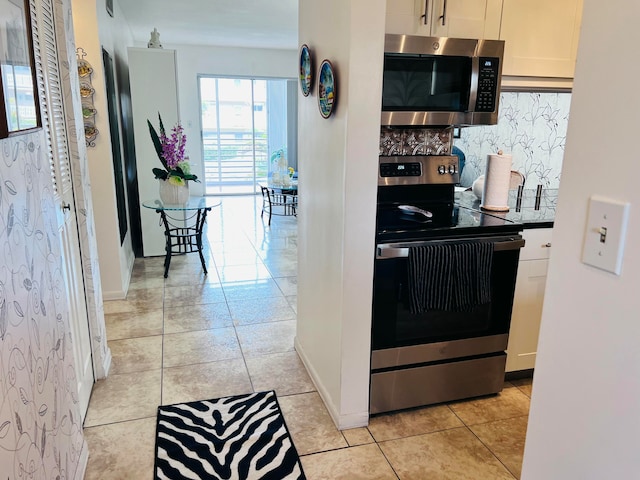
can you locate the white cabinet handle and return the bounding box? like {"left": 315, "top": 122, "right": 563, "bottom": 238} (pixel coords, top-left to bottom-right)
{"left": 439, "top": 0, "right": 447, "bottom": 25}
{"left": 421, "top": 0, "right": 429, "bottom": 25}
{"left": 543, "top": 242, "right": 552, "bottom": 248}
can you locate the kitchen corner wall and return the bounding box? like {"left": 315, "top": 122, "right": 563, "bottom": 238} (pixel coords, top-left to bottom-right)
{"left": 296, "top": 0, "right": 384, "bottom": 429}
{"left": 456, "top": 91, "right": 572, "bottom": 189}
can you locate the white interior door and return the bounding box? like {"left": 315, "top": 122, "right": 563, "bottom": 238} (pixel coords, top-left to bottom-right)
{"left": 31, "top": 0, "right": 94, "bottom": 422}
{"left": 56, "top": 195, "right": 94, "bottom": 422}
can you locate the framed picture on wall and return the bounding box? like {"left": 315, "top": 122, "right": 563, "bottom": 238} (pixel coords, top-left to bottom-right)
{"left": 0, "top": 0, "right": 41, "bottom": 138}
{"left": 106, "top": 0, "right": 114, "bottom": 17}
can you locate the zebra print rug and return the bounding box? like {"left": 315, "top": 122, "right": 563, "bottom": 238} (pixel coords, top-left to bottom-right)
{"left": 154, "top": 391, "right": 306, "bottom": 480}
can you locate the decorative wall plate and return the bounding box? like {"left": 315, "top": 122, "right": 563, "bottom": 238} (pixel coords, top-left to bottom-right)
{"left": 79, "top": 81, "right": 94, "bottom": 98}
{"left": 318, "top": 60, "right": 336, "bottom": 118}
{"left": 299, "top": 44, "right": 312, "bottom": 97}
{"left": 82, "top": 104, "right": 97, "bottom": 118}
{"left": 84, "top": 121, "right": 98, "bottom": 146}
{"left": 77, "top": 59, "right": 93, "bottom": 77}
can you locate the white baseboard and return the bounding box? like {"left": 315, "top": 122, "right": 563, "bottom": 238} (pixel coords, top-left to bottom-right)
{"left": 102, "top": 289, "right": 126, "bottom": 301}
{"left": 74, "top": 438, "right": 89, "bottom": 480}
{"left": 122, "top": 267, "right": 132, "bottom": 297}
{"left": 99, "top": 347, "right": 112, "bottom": 379}
{"left": 294, "top": 336, "right": 369, "bottom": 430}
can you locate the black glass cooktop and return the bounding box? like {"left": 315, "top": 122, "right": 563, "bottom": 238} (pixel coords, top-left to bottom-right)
{"left": 376, "top": 202, "right": 523, "bottom": 243}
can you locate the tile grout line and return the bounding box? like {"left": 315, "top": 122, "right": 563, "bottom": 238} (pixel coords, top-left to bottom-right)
{"left": 465, "top": 425, "right": 519, "bottom": 479}
{"left": 373, "top": 442, "right": 402, "bottom": 480}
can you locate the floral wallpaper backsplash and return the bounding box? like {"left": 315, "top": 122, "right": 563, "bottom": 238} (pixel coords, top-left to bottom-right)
{"left": 455, "top": 92, "right": 572, "bottom": 189}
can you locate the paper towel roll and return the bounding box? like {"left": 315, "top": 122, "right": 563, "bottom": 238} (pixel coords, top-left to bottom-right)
{"left": 481, "top": 153, "right": 512, "bottom": 211}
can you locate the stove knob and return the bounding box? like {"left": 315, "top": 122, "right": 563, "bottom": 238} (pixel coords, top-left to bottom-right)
{"left": 448, "top": 164, "right": 457, "bottom": 174}
{"left": 438, "top": 165, "right": 446, "bottom": 175}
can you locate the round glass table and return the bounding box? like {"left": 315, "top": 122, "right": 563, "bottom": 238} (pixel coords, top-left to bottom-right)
{"left": 142, "top": 197, "right": 221, "bottom": 278}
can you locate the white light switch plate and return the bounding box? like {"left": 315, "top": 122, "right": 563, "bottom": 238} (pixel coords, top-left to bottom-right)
{"left": 581, "top": 195, "right": 630, "bottom": 275}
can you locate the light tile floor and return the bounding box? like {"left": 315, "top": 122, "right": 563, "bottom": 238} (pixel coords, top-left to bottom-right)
{"left": 83, "top": 195, "right": 533, "bottom": 479}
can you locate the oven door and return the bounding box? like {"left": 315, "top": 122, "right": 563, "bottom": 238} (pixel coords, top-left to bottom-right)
{"left": 371, "top": 235, "right": 524, "bottom": 354}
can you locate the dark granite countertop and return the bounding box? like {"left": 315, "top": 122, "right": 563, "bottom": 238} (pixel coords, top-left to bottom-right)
{"left": 455, "top": 189, "right": 557, "bottom": 229}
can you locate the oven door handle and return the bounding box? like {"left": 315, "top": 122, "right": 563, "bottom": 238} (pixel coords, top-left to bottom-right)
{"left": 376, "top": 238, "right": 525, "bottom": 259}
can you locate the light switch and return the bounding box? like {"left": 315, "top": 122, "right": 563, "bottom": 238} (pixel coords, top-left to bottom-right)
{"left": 581, "top": 195, "right": 631, "bottom": 275}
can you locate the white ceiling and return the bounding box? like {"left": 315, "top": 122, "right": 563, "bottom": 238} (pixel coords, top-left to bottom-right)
{"left": 116, "top": 0, "right": 299, "bottom": 50}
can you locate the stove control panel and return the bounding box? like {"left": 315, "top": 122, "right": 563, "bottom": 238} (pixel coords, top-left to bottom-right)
{"left": 379, "top": 155, "right": 459, "bottom": 186}
{"left": 380, "top": 162, "right": 422, "bottom": 177}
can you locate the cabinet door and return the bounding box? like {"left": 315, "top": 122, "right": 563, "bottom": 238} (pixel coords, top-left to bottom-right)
{"left": 385, "top": 0, "right": 501, "bottom": 38}
{"left": 506, "top": 228, "right": 553, "bottom": 373}
{"left": 500, "top": 0, "right": 583, "bottom": 78}
{"left": 431, "top": 0, "right": 502, "bottom": 39}
{"left": 506, "top": 258, "right": 549, "bottom": 372}
{"left": 385, "top": 0, "right": 432, "bottom": 36}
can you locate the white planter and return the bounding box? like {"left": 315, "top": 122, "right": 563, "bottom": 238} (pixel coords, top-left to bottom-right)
{"left": 159, "top": 179, "right": 189, "bottom": 204}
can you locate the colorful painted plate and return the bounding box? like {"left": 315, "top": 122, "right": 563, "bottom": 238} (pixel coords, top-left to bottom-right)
{"left": 318, "top": 60, "right": 336, "bottom": 119}
{"left": 299, "top": 44, "right": 312, "bottom": 97}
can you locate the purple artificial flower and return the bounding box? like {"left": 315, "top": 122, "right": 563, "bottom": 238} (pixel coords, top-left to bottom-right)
{"left": 160, "top": 123, "right": 186, "bottom": 169}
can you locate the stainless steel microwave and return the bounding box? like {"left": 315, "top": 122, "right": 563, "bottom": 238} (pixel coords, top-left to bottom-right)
{"left": 381, "top": 34, "right": 505, "bottom": 127}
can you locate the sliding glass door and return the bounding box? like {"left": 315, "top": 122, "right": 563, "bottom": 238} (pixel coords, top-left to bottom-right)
{"left": 200, "top": 77, "right": 291, "bottom": 195}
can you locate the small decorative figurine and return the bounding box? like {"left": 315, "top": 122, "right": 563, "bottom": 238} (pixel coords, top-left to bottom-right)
{"left": 148, "top": 28, "right": 163, "bottom": 49}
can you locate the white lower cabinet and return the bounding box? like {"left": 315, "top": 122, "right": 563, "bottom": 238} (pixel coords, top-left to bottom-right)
{"left": 506, "top": 228, "right": 552, "bottom": 372}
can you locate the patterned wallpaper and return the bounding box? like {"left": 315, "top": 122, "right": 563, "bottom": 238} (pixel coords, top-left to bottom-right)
{"left": 0, "top": 0, "right": 109, "bottom": 478}
{"left": 455, "top": 92, "right": 572, "bottom": 189}
{"left": 0, "top": 132, "right": 85, "bottom": 477}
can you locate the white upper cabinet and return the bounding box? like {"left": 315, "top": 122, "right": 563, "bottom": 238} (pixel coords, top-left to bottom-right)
{"left": 384, "top": 0, "right": 584, "bottom": 82}
{"left": 430, "top": 0, "right": 502, "bottom": 39}
{"left": 385, "top": 0, "right": 430, "bottom": 36}
{"left": 385, "top": 0, "right": 502, "bottom": 39}
{"left": 499, "top": 0, "right": 583, "bottom": 78}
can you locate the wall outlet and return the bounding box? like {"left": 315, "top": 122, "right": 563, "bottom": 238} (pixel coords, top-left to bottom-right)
{"left": 581, "top": 195, "right": 631, "bottom": 275}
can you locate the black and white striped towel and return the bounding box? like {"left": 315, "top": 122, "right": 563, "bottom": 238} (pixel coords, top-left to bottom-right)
{"left": 407, "top": 242, "right": 493, "bottom": 314}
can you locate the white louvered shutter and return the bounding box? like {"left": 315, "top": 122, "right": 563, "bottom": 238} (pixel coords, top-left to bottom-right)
{"left": 30, "top": 0, "right": 73, "bottom": 203}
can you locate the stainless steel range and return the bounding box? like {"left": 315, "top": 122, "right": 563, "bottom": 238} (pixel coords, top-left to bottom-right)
{"left": 370, "top": 155, "right": 525, "bottom": 415}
